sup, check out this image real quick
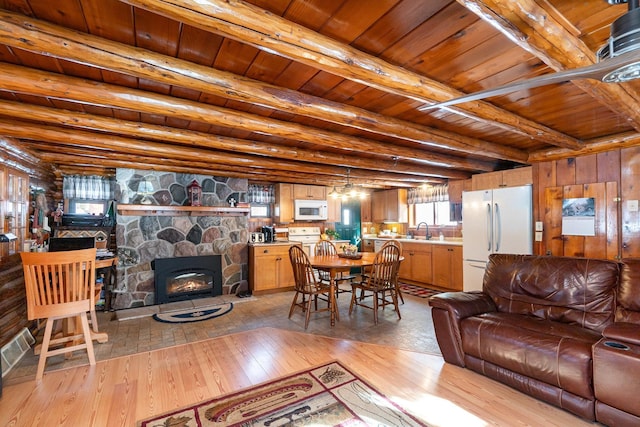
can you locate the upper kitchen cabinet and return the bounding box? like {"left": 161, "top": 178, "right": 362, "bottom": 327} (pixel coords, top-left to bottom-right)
{"left": 471, "top": 167, "right": 532, "bottom": 191}
{"left": 293, "top": 184, "right": 326, "bottom": 200}
{"left": 372, "top": 189, "right": 408, "bottom": 223}
{"left": 361, "top": 197, "right": 372, "bottom": 223}
{"left": 447, "top": 180, "right": 466, "bottom": 204}
{"left": 274, "top": 183, "right": 294, "bottom": 223}
{"left": 327, "top": 197, "right": 341, "bottom": 223}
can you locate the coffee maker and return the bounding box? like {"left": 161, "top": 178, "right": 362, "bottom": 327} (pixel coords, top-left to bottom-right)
{"left": 261, "top": 226, "right": 276, "bottom": 243}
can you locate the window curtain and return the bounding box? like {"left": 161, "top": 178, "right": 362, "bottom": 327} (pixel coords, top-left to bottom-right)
{"left": 248, "top": 184, "right": 275, "bottom": 204}
{"left": 63, "top": 175, "right": 114, "bottom": 200}
{"left": 408, "top": 184, "right": 449, "bottom": 204}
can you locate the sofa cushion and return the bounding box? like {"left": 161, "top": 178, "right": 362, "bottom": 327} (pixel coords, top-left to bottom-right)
{"left": 618, "top": 258, "right": 640, "bottom": 324}
{"left": 461, "top": 312, "right": 601, "bottom": 398}
{"left": 484, "top": 254, "right": 619, "bottom": 332}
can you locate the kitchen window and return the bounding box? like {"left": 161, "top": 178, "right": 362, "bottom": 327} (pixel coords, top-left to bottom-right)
{"left": 413, "top": 201, "right": 458, "bottom": 226}
{"left": 408, "top": 184, "right": 457, "bottom": 226}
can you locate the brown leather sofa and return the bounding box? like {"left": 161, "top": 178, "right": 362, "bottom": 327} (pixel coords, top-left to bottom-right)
{"left": 429, "top": 254, "right": 640, "bottom": 424}
{"left": 593, "top": 258, "right": 640, "bottom": 426}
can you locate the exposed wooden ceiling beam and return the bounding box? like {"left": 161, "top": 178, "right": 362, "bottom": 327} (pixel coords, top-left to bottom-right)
{"left": 120, "top": 0, "right": 581, "bottom": 148}
{"left": 0, "top": 100, "right": 470, "bottom": 180}
{"left": 34, "top": 147, "right": 421, "bottom": 188}
{"left": 0, "top": 10, "right": 533, "bottom": 160}
{"left": 0, "top": 62, "right": 505, "bottom": 171}
{"left": 528, "top": 131, "right": 640, "bottom": 162}
{"left": 456, "top": 0, "right": 640, "bottom": 131}
{"left": 3, "top": 119, "right": 439, "bottom": 186}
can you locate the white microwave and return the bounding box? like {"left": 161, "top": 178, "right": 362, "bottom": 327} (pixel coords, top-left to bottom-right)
{"left": 294, "top": 199, "right": 328, "bottom": 221}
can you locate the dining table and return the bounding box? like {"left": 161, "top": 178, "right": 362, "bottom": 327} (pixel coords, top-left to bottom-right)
{"left": 306, "top": 252, "right": 378, "bottom": 326}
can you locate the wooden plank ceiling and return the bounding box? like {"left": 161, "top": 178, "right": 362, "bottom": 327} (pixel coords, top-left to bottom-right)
{"left": 0, "top": 0, "right": 638, "bottom": 188}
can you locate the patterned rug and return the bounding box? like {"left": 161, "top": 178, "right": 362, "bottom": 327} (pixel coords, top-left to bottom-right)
{"left": 152, "top": 302, "right": 233, "bottom": 323}
{"left": 399, "top": 283, "right": 443, "bottom": 299}
{"left": 137, "top": 360, "right": 429, "bottom": 426}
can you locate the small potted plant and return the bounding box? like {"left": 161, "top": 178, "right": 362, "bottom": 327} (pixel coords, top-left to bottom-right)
{"left": 325, "top": 229, "right": 340, "bottom": 240}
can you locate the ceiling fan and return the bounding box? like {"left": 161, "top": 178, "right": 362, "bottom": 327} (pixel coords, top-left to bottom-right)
{"left": 419, "top": 0, "right": 640, "bottom": 110}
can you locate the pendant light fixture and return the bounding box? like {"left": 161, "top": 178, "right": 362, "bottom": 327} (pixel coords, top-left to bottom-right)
{"left": 328, "top": 168, "right": 368, "bottom": 200}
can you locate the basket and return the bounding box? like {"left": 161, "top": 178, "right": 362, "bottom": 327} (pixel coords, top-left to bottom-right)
{"left": 338, "top": 252, "right": 362, "bottom": 259}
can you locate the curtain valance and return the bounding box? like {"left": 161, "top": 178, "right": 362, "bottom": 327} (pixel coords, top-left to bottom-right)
{"left": 63, "top": 175, "right": 114, "bottom": 200}
{"left": 408, "top": 184, "right": 449, "bottom": 204}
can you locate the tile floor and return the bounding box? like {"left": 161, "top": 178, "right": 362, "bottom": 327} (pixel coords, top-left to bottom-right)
{"left": 4, "top": 284, "right": 440, "bottom": 384}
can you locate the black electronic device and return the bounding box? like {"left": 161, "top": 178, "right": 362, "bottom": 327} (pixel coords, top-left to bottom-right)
{"left": 261, "top": 226, "right": 276, "bottom": 243}
{"left": 48, "top": 237, "right": 96, "bottom": 252}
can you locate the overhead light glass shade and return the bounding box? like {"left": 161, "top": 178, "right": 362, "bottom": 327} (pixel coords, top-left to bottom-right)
{"left": 330, "top": 169, "right": 368, "bottom": 200}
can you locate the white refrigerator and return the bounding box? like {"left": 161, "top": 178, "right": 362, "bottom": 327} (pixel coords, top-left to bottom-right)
{"left": 462, "top": 185, "right": 533, "bottom": 291}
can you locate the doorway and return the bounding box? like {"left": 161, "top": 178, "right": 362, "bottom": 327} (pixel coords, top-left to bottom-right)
{"left": 334, "top": 199, "right": 362, "bottom": 248}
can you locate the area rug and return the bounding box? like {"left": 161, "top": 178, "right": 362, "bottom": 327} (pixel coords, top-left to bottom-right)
{"left": 152, "top": 302, "right": 233, "bottom": 323}
{"left": 137, "top": 360, "right": 429, "bottom": 426}
{"left": 399, "top": 283, "right": 443, "bottom": 299}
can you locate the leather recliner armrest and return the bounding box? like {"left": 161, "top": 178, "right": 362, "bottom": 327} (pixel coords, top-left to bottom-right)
{"left": 428, "top": 291, "right": 496, "bottom": 319}
{"left": 602, "top": 322, "right": 640, "bottom": 346}
{"left": 428, "top": 292, "right": 496, "bottom": 366}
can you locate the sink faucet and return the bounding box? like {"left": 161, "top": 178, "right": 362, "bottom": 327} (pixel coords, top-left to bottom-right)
{"left": 416, "top": 222, "right": 432, "bottom": 240}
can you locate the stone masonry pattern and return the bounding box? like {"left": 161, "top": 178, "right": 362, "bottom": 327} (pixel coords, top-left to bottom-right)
{"left": 113, "top": 169, "right": 249, "bottom": 310}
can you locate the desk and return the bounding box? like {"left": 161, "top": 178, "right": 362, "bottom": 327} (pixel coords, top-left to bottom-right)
{"left": 307, "top": 253, "right": 377, "bottom": 326}
{"left": 96, "top": 256, "right": 117, "bottom": 312}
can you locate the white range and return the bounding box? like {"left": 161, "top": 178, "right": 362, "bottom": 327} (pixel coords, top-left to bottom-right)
{"left": 287, "top": 227, "right": 322, "bottom": 256}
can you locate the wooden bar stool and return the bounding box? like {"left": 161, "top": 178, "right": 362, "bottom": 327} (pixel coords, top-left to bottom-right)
{"left": 21, "top": 248, "right": 97, "bottom": 381}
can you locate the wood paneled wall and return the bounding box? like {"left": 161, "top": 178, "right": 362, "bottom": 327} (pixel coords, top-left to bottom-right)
{"left": 532, "top": 147, "right": 640, "bottom": 260}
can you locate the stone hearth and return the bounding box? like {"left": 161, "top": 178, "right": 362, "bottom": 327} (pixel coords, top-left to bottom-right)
{"left": 112, "top": 169, "right": 249, "bottom": 310}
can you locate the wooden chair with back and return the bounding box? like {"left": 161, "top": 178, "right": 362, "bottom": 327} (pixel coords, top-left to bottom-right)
{"left": 349, "top": 242, "right": 402, "bottom": 324}
{"left": 20, "top": 248, "right": 98, "bottom": 380}
{"left": 288, "top": 245, "right": 333, "bottom": 329}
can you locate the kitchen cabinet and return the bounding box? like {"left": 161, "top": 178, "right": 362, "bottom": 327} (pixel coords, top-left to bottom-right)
{"left": 362, "top": 238, "right": 374, "bottom": 252}
{"left": 274, "top": 183, "right": 294, "bottom": 223}
{"left": 471, "top": 167, "right": 532, "bottom": 190}
{"left": 293, "top": 184, "right": 326, "bottom": 200}
{"left": 327, "top": 197, "right": 341, "bottom": 222}
{"left": 372, "top": 189, "right": 407, "bottom": 223}
{"left": 398, "top": 241, "right": 432, "bottom": 285}
{"left": 360, "top": 197, "right": 372, "bottom": 223}
{"left": 249, "top": 243, "right": 297, "bottom": 293}
{"left": 432, "top": 245, "right": 463, "bottom": 291}
{"left": 448, "top": 180, "right": 465, "bottom": 203}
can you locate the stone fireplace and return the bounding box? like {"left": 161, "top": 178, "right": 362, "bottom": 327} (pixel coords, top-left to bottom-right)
{"left": 112, "top": 169, "right": 249, "bottom": 310}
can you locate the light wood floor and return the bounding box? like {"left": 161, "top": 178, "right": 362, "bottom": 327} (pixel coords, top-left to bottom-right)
{"left": 0, "top": 327, "right": 595, "bottom": 427}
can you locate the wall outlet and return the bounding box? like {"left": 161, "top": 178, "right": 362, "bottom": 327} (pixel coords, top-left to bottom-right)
{"left": 535, "top": 221, "right": 543, "bottom": 231}
{"left": 628, "top": 200, "right": 639, "bottom": 212}
{"left": 535, "top": 231, "right": 543, "bottom": 241}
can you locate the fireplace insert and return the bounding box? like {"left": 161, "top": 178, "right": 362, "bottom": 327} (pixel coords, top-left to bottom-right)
{"left": 153, "top": 255, "right": 222, "bottom": 304}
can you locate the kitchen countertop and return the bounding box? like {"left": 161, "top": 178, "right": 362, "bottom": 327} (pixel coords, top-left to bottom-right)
{"left": 248, "top": 240, "right": 299, "bottom": 247}
{"left": 364, "top": 235, "right": 463, "bottom": 246}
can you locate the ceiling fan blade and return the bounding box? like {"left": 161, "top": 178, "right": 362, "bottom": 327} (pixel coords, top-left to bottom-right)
{"left": 419, "top": 48, "right": 640, "bottom": 111}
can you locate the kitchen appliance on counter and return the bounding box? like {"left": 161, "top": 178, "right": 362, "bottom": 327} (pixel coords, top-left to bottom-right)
{"left": 462, "top": 185, "right": 532, "bottom": 291}
{"left": 288, "top": 227, "right": 322, "bottom": 255}
{"left": 294, "top": 199, "right": 328, "bottom": 221}
{"left": 261, "top": 226, "right": 276, "bottom": 243}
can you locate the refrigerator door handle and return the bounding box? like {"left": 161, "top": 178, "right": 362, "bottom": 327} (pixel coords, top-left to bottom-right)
{"left": 486, "top": 203, "right": 492, "bottom": 251}
{"left": 494, "top": 202, "right": 501, "bottom": 252}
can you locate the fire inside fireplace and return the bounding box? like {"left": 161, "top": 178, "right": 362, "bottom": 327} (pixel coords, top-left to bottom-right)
{"left": 153, "top": 255, "right": 222, "bottom": 304}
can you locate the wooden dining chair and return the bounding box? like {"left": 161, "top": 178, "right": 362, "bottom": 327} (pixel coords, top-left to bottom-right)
{"left": 288, "top": 245, "right": 333, "bottom": 329}
{"left": 21, "top": 248, "right": 97, "bottom": 380}
{"left": 349, "top": 242, "right": 402, "bottom": 324}
{"left": 314, "top": 240, "right": 355, "bottom": 297}
{"left": 360, "top": 239, "right": 404, "bottom": 304}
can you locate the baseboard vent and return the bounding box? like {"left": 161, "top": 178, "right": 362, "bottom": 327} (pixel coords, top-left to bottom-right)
{"left": 1, "top": 327, "right": 35, "bottom": 377}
